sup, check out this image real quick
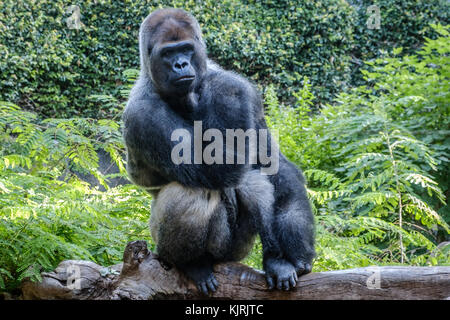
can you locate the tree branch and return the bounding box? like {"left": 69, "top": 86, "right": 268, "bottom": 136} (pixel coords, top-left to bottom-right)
{"left": 21, "top": 241, "right": 450, "bottom": 300}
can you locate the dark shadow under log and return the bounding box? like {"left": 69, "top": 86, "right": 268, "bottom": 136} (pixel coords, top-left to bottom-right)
{"left": 21, "top": 241, "right": 450, "bottom": 300}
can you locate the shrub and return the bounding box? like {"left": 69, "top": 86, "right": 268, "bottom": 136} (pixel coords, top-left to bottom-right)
{"left": 349, "top": 0, "right": 450, "bottom": 85}
{"left": 0, "top": 0, "right": 355, "bottom": 116}
{"left": 266, "top": 27, "right": 450, "bottom": 268}
{"left": 0, "top": 101, "right": 151, "bottom": 290}
{"left": 1, "top": 1, "right": 448, "bottom": 117}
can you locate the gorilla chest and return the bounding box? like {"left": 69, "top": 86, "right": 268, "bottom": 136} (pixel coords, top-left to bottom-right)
{"left": 175, "top": 93, "right": 247, "bottom": 131}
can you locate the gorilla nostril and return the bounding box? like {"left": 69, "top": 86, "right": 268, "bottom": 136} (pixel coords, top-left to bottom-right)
{"left": 174, "top": 60, "right": 189, "bottom": 71}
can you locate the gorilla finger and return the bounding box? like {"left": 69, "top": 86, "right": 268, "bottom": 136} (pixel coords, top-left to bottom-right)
{"left": 277, "top": 279, "right": 283, "bottom": 290}
{"left": 293, "top": 271, "right": 298, "bottom": 282}
{"left": 206, "top": 277, "right": 217, "bottom": 293}
{"left": 305, "top": 263, "right": 312, "bottom": 274}
{"left": 266, "top": 276, "right": 274, "bottom": 290}
{"left": 289, "top": 275, "right": 297, "bottom": 288}
{"left": 198, "top": 282, "right": 209, "bottom": 295}
{"left": 283, "top": 280, "right": 290, "bottom": 291}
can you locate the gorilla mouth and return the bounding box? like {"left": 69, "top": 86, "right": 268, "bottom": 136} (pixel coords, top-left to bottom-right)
{"left": 174, "top": 75, "right": 195, "bottom": 84}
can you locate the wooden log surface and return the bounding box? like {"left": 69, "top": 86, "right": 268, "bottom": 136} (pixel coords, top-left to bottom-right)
{"left": 21, "top": 240, "right": 450, "bottom": 300}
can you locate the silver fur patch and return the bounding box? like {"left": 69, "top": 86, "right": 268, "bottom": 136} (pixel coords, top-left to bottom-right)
{"left": 237, "top": 170, "right": 274, "bottom": 212}
{"left": 149, "top": 182, "right": 220, "bottom": 244}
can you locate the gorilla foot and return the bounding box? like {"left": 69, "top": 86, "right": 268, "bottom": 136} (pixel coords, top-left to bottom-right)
{"left": 264, "top": 258, "right": 298, "bottom": 291}
{"left": 183, "top": 262, "right": 218, "bottom": 295}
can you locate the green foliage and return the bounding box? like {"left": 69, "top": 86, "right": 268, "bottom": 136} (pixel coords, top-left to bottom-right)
{"left": 1, "top": 0, "right": 447, "bottom": 116}
{"left": 0, "top": 0, "right": 351, "bottom": 116}
{"left": 358, "top": 23, "right": 450, "bottom": 230}
{"left": 1, "top": 2, "right": 449, "bottom": 292}
{"left": 349, "top": 0, "right": 450, "bottom": 60}
{"left": 195, "top": 0, "right": 355, "bottom": 104}
{"left": 267, "top": 27, "right": 450, "bottom": 270}
{"left": 0, "top": 101, "right": 151, "bottom": 290}
{"left": 0, "top": 0, "right": 147, "bottom": 117}
{"left": 350, "top": 0, "right": 449, "bottom": 82}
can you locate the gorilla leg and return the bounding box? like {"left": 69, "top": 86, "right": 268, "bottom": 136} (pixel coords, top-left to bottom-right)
{"left": 235, "top": 171, "right": 277, "bottom": 258}
{"left": 235, "top": 171, "right": 297, "bottom": 290}
{"left": 272, "top": 159, "right": 316, "bottom": 277}
{"left": 150, "top": 182, "right": 232, "bottom": 294}
{"left": 274, "top": 197, "right": 315, "bottom": 275}
{"left": 150, "top": 182, "right": 219, "bottom": 265}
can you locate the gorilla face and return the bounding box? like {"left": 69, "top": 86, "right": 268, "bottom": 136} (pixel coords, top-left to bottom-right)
{"left": 140, "top": 9, "right": 207, "bottom": 99}
{"left": 151, "top": 40, "right": 197, "bottom": 95}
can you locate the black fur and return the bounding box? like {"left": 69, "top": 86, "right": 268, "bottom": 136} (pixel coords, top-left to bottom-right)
{"left": 122, "top": 8, "right": 315, "bottom": 294}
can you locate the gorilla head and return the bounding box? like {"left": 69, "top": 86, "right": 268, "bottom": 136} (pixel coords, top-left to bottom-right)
{"left": 139, "top": 8, "right": 207, "bottom": 98}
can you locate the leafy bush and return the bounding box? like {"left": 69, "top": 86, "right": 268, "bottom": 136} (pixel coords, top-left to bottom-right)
{"left": 2, "top": 0, "right": 447, "bottom": 117}
{"left": 196, "top": 0, "right": 355, "bottom": 104}
{"left": 266, "top": 27, "right": 450, "bottom": 269}
{"left": 0, "top": 0, "right": 148, "bottom": 117}
{"left": 1, "top": 0, "right": 355, "bottom": 116}
{"left": 0, "top": 101, "right": 151, "bottom": 290}
{"left": 350, "top": 0, "right": 449, "bottom": 59}
{"left": 359, "top": 23, "right": 450, "bottom": 231}
{"left": 349, "top": 0, "right": 450, "bottom": 85}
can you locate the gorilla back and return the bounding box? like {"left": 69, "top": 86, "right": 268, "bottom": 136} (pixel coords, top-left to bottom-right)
{"left": 122, "top": 8, "right": 315, "bottom": 295}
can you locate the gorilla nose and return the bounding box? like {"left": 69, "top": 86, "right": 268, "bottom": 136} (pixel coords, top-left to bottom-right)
{"left": 173, "top": 59, "right": 189, "bottom": 72}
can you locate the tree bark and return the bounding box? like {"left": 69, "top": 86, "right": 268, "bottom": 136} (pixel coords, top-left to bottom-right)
{"left": 21, "top": 240, "right": 450, "bottom": 300}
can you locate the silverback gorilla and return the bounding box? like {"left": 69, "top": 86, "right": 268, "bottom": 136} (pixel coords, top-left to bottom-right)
{"left": 122, "top": 8, "right": 315, "bottom": 294}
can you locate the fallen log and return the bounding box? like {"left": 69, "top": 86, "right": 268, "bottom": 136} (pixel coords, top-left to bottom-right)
{"left": 21, "top": 240, "right": 450, "bottom": 300}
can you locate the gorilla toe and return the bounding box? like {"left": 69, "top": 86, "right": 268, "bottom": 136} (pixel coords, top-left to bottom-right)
{"left": 264, "top": 258, "right": 298, "bottom": 291}
{"left": 197, "top": 273, "right": 218, "bottom": 295}
{"left": 294, "top": 260, "right": 313, "bottom": 276}
{"left": 183, "top": 262, "right": 218, "bottom": 295}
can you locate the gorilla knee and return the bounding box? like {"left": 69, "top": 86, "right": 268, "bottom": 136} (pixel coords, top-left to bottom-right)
{"left": 237, "top": 170, "right": 274, "bottom": 213}
{"left": 150, "top": 182, "right": 220, "bottom": 244}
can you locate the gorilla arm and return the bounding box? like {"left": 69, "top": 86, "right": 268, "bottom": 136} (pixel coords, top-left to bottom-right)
{"left": 122, "top": 83, "right": 256, "bottom": 190}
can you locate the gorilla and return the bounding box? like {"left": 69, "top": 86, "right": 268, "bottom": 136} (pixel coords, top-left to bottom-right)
{"left": 122, "top": 8, "right": 315, "bottom": 294}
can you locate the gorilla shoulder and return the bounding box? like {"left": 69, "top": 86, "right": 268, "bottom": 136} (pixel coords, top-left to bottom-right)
{"left": 207, "top": 62, "right": 256, "bottom": 94}
{"left": 204, "top": 61, "right": 261, "bottom": 114}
